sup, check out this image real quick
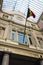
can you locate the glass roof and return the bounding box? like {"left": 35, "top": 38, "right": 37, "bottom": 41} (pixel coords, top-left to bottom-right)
{"left": 2, "top": 0, "right": 43, "bottom": 22}
{"left": 2, "top": 0, "right": 29, "bottom": 15}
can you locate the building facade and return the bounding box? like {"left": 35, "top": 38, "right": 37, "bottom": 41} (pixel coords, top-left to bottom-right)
{"left": 0, "top": 10, "right": 43, "bottom": 65}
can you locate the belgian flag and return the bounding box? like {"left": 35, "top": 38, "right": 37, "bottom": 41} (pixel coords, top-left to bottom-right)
{"left": 27, "top": 8, "right": 35, "bottom": 18}
{"left": 23, "top": 8, "right": 35, "bottom": 43}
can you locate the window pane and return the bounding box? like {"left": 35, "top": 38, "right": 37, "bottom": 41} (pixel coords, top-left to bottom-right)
{"left": 2, "top": 0, "right": 17, "bottom": 11}
{"left": 18, "top": 32, "right": 27, "bottom": 44}
{"left": 11, "top": 31, "right": 15, "bottom": 40}
{"left": 18, "top": 33, "right": 23, "bottom": 43}
{"left": 15, "top": 0, "right": 29, "bottom": 15}
{"left": 29, "top": 37, "right": 32, "bottom": 45}
{"left": 28, "top": 34, "right": 33, "bottom": 45}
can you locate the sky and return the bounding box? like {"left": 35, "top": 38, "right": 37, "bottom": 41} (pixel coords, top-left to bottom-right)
{"left": 2, "top": 0, "right": 43, "bottom": 22}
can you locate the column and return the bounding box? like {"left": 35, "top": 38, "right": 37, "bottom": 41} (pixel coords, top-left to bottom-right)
{"left": 1, "top": 54, "right": 9, "bottom": 65}
{"left": 4, "top": 24, "right": 12, "bottom": 40}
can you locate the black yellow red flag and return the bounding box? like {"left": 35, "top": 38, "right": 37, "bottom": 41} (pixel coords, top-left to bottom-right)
{"left": 27, "top": 8, "right": 35, "bottom": 18}
{"left": 23, "top": 8, "right": 35, "bottom": 43}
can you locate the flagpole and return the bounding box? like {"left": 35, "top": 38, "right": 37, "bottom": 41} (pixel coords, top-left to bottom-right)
{"left": 23, "top": 1, "right": 29, "bottom": 43}
{"left": 23, "top": 0, "right": 32, "bottom": 43}
{"left": 23, "top": 17, "right": 27, "bottom": 43}
{"left": 23, "top": 8, "right": 35, "bottom": 43}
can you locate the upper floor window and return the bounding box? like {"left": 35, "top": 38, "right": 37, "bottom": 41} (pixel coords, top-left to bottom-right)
{"left": 31, "top": 24, "right": 36, "bottom": 29}
{"left": 18, "top": 32, "right": 27, "bottom": 44}
{"left": 2, "top": 13, "right": 9, "bottom": 19}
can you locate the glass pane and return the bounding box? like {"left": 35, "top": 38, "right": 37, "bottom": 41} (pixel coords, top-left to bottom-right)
{"left": 2, "top": 0, "right": 29, "bottom": 15}
{"left": 15, "top": 0, "right": 29, "bottom": 15}
{"left": 18, "top": 33, "right": 23, "bottom": 43}
{"left": 29, "top": 37, "right": 32, "bottom": 45}
{"left": 2, "top": 0, "right": 17, "bottom": 11}
{"left": 11, "top": 31, "right": 15, "bottom": 40}
{"left": 18, "top": 32, "right": 27, "bottom": 44}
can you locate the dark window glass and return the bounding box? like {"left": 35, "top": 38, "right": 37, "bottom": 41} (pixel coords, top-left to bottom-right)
{"left": 29, "top": 37, "right": 32, "bottom": 45}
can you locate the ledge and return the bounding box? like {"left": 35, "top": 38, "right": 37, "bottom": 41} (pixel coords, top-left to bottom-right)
{"left": 0, "top": 38, "right": 43, "bottom": 58}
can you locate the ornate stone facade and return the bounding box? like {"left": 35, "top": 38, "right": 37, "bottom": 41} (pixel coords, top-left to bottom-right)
{"left": 0, "top": 11, "right": 43, "bottom": 65}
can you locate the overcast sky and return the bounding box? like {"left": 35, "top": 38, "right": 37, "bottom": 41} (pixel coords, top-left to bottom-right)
{"left": 2, "top": 0, "right": 43, "bottom": 22}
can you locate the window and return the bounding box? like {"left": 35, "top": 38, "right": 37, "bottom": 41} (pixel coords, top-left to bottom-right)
{"left": 18, "top": 32, "right": 27, "bottom": 44}
{"left": 28, "top": 34, "right": 33, "bottom": 45}
{"left": 37, "top": 37, "right": 42, "bottom": 40}
{"left": 2, "top": 0, "right": 17, "bottom": 11}
{"left": 29, "top": 37, "right": 33, "bottom": 45}
{"left": 16, "top": 16, "right": 24, "bottom": 21}
{"left": 3, "top": 14, "right": 9, "bottom": 19}
{"left": 31, "top": 24, "right": 36, "bottom": 29}
{"left": 11, "top": 31, "right": 15, "bottom": 41}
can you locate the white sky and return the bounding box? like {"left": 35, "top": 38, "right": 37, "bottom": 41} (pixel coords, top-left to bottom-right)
{"left": 2, "top": 0, "right": 43, "bottom": 22}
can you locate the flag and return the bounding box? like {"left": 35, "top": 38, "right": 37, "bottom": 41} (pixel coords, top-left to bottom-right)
{"left": 23, "top": 8, "right": 35, "bottom": 43}
{"left": 27, "top": 8, "right": 35, "bottom": 18}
